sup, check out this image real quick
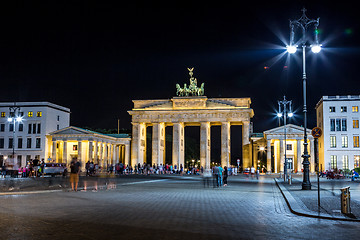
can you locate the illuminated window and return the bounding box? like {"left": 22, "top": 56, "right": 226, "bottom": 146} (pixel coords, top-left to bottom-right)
{"left": 353, "top": 120, "right": 359, "bottom": 128}
{"left": 36, "top": 111, "right": 42, "bottom": 117}
{"left": 352, "top": 106, "right": 358, "bottom": 112}
{"left": 330, "top": 136, "right": 336, "bottom": 148}
{"left": 1, "top": 112, "right": 5, "bottom": 118}
{"left": 342, "top": 155, "right": 349, "bottom": 170}
{"left": 342, "top": 136, "right": 348, "bottom": 148}
{"left": 73, "top": 145, "right": 78, "bottom": 151}
{"left": 28, "top": 112, "right": 33, "bottom": 117}
{"left": 330, "top": 155, "right": 337, "bottom": 169}
{"left": 354, "top": 136, "right": 359, "bottom": 148}
{"left": 329, "top": 106, "right": 335, "bottom": 112}
{"left": 354, "top": 155, "right": 360, "bottom": 168}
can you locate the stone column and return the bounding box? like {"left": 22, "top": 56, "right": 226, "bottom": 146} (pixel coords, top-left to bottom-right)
{"left": 131, "top": 123, "right": 146, "bottom": 165}
{"left": 125, "top": 143, "right": 130, "bottom": 166}
{"left": 310, "top": 139, "right": 315, "bottom": 173}
{"left": 63, "top": 140, "right": 68, "bottom": 165}
{"left": 152, "top": 122, "right": 165, "bottom": 166}
{"left": 88, "top": 141, "right": 93, "bottom": 162}
{"left": 78, "top": 140, "right": 85, "bottom": 170}
{"left": 52, "top": 140, "right": 57, "bottom": 161}
{"left": 279, "top": 139, "right": 284, "bottom": 173}
{"left": 103, "top": 143, "right": 108, "bottom": 168}
{"left": 93, "top": 141, "right": 98, "bottom": 163}
{"left": 297, "top": 140, "right": 302, "bottom": 172}
{"left": 221, "top": 122, "right": 231, "bottom": 168}
{"left": 242, "top": 121, "right": 251, "bottom": 168}
{"left": 172, "top": 122, "right": 185, "bottom": 169}
{"left": 99, "top": 142, "right": 103, "bottom": 166}
{"left": 200, "top": 122, "right": 211, "bottom": 169}
{"left": 266, "top": 140, "right": 271, "bottom": 172}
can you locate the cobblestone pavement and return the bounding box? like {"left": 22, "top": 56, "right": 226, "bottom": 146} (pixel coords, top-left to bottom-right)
{"left": 0, "top": 175, "right": 359, "bottom": 240}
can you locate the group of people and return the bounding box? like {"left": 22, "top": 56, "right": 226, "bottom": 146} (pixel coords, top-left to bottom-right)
{"left": 203, "top": 166, "right": 229, "bottom": 188}
{"left": 0, "top": 159, "right": 46, "bottom": 178}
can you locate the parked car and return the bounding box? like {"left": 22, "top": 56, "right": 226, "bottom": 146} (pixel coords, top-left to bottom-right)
{"left": 43, "top": 163, "right": 67, "bottom": 176}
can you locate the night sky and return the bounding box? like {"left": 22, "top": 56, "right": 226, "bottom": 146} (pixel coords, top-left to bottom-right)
{"left": 1, "top": 1, "right": 359, "bottom": 133}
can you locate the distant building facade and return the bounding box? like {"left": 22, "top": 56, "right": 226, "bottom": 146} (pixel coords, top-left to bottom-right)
{"left": 0, "top": 102, "right": 70, "bottom": 167}
{"left": 249, "top": 124, "right": 315, "bottom": 173}
{"left": 316, "top": 95, "right": 360, "bottom": 171}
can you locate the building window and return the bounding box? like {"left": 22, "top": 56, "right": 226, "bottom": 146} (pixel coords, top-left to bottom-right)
{"left": 336, "top": 119, "right": 341, "bottom": 131}
{"left": 37, "top": 123, "right": 41, "bottom": 134}
{"left": 9, "top": 123, "right": 14, "bottom": 132}
{"left": 354, "top": 136, "right": 360, "bottom": 148}
{"left": 28, "top": 124, "right": 32, "bottom": 134}
{"left": 352, "top": 106, "right": 358, "bottom": 112}
{"left": 341, "top": 119, "right": 347, "bottom": 131}
{"left": 73, "top": 145, "right": 78, "bottom": 151}
{"left": 27, "top": 138, "right": 32, "bottom": 148}
{"left": 341, "top": 106, "right": 347, "bottom": 112}
{"left": 0, "top": 124, "right": 4, "bottom": 132}
{"left": 8, "top": 138, "right": 13, "bottom": 149}
{"left": 330, "top": 136, "right": 336, "bottom": 148}
{"left": 32, "top": 123, "right": 36, "bottom": 134}
{"left": 18, "top": 138, "right": 22, "bottom": 149}
{"left": 330, "top": 155, "right": 337, "bottom": 169}
{"left": 18, "top": 123, "right": 23, "bottom": 132}
{"left": 286, "top": 144, "right": 292, "bottom": 150}
{"left": 36, "top": 138, "right": 41, "bottom": 149}
{"left": 28, "top": 111, "right": 33, "bottom": 117}
{"left": 354, "top": 155, "right": 360, "bottom": 168}
{"left": 342, "top": 136, "right": 348, "bottom": 148}
{"left": 57, "top": 115, "right": 60, "bottom": 121}
{"left": 330, "top": 119, "right": 335, "bottom": 131}
{"left": 0, "top": 138, "right": 4, "bottom": 148}
{"left": 1, "top": 112, "right": 5, "bottom": 118}
{"left": 36, "top": 111, "right": 42, "bottom": 117}
{"left": 57, "top": 124, "right": 60, "bottom": 130}
{"left": 342, "top": 155, "right": 349, "bottom": 170}
{"left": 329, "top": 106, "right": 335, "bottom": 112}
{"left": 353, "top": 120, "right": 359, "bottom": 129}
{"left": 17, "top": 155, "right": 22, "bottom": 167}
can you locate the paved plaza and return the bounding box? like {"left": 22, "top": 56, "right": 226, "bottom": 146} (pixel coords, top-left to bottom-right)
{"left": 0, "top": 174, "right": 359, "bottom": 239}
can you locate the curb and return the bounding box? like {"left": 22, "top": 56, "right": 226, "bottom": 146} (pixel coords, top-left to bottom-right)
{"left": 274, "top": 178, "right": 360, "bottom": 222}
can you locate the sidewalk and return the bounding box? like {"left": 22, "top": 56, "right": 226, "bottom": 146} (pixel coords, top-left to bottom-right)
{"left": 275, "top": 176, "right": 360, "bottom": 222}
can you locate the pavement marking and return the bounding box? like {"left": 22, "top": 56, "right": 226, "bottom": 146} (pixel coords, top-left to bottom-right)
{"left": 120, "top": 179, "right": 168, "bottom": 185}
{"left": 0, "top": 189, "right": 62, "bottom": 196}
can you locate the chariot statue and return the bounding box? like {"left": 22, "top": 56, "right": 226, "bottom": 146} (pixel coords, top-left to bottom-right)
{"left": 176, "top": 68, "right": 205, "bottom": 97}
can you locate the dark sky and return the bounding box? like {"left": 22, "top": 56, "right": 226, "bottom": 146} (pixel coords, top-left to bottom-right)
{"left": 0, "top": 1, "right": 359, "bottom": 132}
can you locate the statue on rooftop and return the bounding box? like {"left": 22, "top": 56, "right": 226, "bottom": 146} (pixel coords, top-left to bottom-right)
{"left": 176, "top": 68, "right": 205, "bottom": 97}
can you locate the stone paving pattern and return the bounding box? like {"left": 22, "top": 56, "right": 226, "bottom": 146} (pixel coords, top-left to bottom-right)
{"left": 0, "top": 175, "right": 359, "bottom": 239}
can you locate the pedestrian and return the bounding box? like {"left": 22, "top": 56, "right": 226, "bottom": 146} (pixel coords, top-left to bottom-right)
{"left": 218, "top": 165, "right": 223, "bottom": 187}
{"left": 69, "top": 159, "right": 81, "bottom": 191}
{"left": 40, "top": 159, "right": 45, "bottom": 177}
{"left": 250, "top": 166, "right": 255, "bottom": 179}
{"left": 256, "top": 168, "right": 259, "bottom": 180}
{"left": 213, "top": 166, "right": 219, "bottom": 187}
{"left": 85, "top": 161, "right": 90, "bottom": 176}
{"left": 223, "top": 166, "right": 228, "bottom": 186}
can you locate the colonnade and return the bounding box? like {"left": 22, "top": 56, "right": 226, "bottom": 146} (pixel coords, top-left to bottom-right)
{"left": 52, "top": 139, "right": 130, "bottom": 170}
{"left": 131, "top": 121, "right": 250, "bottom": 169}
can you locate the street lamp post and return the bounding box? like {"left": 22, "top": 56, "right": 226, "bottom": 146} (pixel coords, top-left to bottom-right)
{"left": 8, "top": 104, "right": 21, "bottom": 168}
{"left": 287, "top": 8, "right": 321, "bottom": 190}
{"left": 277, "top": 96, "right": 293, "bottom": 182}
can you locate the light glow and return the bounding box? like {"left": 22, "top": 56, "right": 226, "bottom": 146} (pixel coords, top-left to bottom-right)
{"left": 311, "top": 44, "right": 322, "bottom": 53}
{"left": 286, "top": 45, "right": 297, "bottom": 54}
{"left": 288, "top": 112, "right": 294, "bottom": 117}
{"left": 277, "top": 113, "right": 283, "bottom": 118}
{"left": 7, "top": 117, "right": 13, "bottom": 122}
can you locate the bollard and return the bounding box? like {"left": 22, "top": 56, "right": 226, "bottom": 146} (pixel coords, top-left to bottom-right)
{"left": 288, "top": 175, "right": 292, "bottom": 185}
{"left": 340, "top": 186, "right": 351, "bottom": 214}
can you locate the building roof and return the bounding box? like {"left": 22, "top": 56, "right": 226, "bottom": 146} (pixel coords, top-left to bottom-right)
{"left": 0, "top": 101, "right": 70, "bottom": 113}
{"left": 315, "top": 95, "right": 360, "bottom": 109}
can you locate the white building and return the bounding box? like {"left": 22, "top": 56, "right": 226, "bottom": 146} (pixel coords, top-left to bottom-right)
{"left": 316, "top": 95, "right": 360, "bottom": 172}
{"left": 0, "top": 102, "right": 70, "bottom": 168}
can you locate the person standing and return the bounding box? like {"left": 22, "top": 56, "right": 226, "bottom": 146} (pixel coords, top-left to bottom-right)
{"left": 250, "top": 166, "right": 255, "bottom": 179}
{"left": 223, "top": 166, "right": 228, "bottom": 186}
{"left": 70, "top": 159, "right": 81, "bottom": 191}
{"left": 218, "top": 165, "right": 223, "bottom": 187}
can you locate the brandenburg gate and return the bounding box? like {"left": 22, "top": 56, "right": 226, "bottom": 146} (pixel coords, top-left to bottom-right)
{"left": 128, "top": 68, "right": 254, "bottom": 169}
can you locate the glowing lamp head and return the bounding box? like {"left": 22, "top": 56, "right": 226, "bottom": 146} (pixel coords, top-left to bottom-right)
{"left": 259, "top": 146, "right": 265, "bottom": 151}
{"left": 286, "top": 45, "right": 297, "bottom": 54}
{"left": 15, "top": 116, "right": 23, "bottom": 122}
{"left": 7, "top": 117, "right": 13, "bottom": 122}
{"left": 277, "top": 113, "right": 283, "bottom": 118}
{"left": 311, "top": 44, "right": 322, "bottom": 53}
{"left": 288, "top": 112, "right": 294, "bottom": 118}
